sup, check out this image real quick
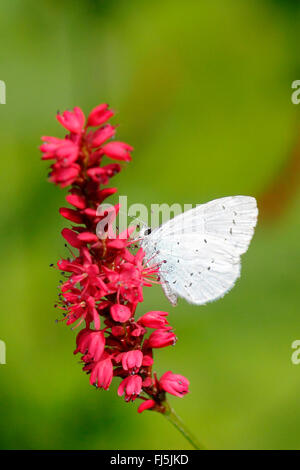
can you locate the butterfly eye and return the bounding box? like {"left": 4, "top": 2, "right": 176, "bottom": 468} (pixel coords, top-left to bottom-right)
{"left": 144, "top": 228, "right": 152, "bottom": 236}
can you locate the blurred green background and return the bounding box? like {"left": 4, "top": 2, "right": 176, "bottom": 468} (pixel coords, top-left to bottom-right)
{"left": 0, "top": 0, "right": 300, "bottom": 450}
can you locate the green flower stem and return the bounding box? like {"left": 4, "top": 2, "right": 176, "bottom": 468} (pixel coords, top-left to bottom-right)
{"left": 161, "top": 401, "right": 205, "bottom": 450}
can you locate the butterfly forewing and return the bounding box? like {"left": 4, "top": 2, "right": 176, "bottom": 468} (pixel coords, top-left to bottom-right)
{"left": 141, "top": 196, "right": 258, "bottom": 306}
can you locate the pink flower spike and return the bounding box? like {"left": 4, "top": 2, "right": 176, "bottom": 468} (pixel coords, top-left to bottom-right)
{"left": 110, "top": 304, "right": 131, "bottom": 323}
{"left": 159, "top": 371, "right": 190, "bottom": 398}
{"left": 41, "top": 104, "right": 191, "bottom": 419}
{"left": 137, "top": 399, "right": 156, "bottom": 414}
{"left": 118, "top": 375, "right": 142, "bottom": 401}
{"left": 122, "top": 350, "right": 143, "bottom": 371}
{"left": 87, "top": 104, "right": 114, "bottom": 127}
{"left": 57, "top": 107, "right": 85, "bottom": 134}
{"left": 102, "top": 141, "right": 133, "bottom": 161}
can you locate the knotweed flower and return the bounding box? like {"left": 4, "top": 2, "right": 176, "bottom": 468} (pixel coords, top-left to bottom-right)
{"left": 159, "top": 371, "right": 190, "bottom": 398}
{"left": 41, "top": 104, "right": 190, "bottom": 419}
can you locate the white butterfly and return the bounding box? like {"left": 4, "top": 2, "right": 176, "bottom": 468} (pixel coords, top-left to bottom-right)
{"left": 140, "top": 196, "right": 258, "bottom": 306}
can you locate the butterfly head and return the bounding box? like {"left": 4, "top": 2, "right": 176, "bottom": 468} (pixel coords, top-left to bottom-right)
{"left": 131, "top": 223, "right": 152, "bottom": 244}
{"left": 136, "top": 222, "right": 151, "bottom": 237}
{"left": 136, "top": 225, "right": 153, "bottom": 251}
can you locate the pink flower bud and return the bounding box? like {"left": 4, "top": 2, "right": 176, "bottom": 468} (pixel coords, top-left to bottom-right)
{"left": 102, "top": 141, "right": 133, "bottom": 161}
{"left": 110, "top": 304, "right": 131, "bottom": 323}
{"left": 118, "top": 375, "right": 142, "bottom": 401}
{"left": 87, "top": 164, "right": 121, "bottom": 184}
{"left": 40, "top": 136, "right": 79, "bottom": 162}
{"left": 91, "top": 125, "right": 115, "bottom": 148}
{"left": 107, "top": 239, "right": 127, "bottom": 250}
{"left": 57, "top": 107, "right": 85, "bottom": 134}
{"left": 90, "top": 356, "right": 113, "bottom": 390}
{"left": 87, "top": 104, "right": 114, "bottom": 127}
{"left": 50, "top": 164, "right": 80, "bottom": 187}
{"left": 142, "top": 354, "right": 153, "bottom": 366}
{"left": 142, "top": 377, "right": 153, "bottom": 388}
{"left": 77, "top": 232, "right": 99, "bottom": 243}
{"left": 74, "top": 328, "right": 105, "bottom": 361}
{"left": 59, "top": 207, "right": 83, "bottom": 223}
{"left": 147, "top": 328, "right": 177, "bottom": 348}
{"left": 61, "top": 228, "right": 82, "bottom": 248}
{"left": 159, "top": 371, "right": 189, "bottom": 398}
{"left": 66, "top": 193, "right": 86, "bottom": 209}
{"left": 137, "top": 399, "right": 156, "bottom": 413}
{"left": 121, "top": 350, "right": 143, "bottom": 371}
{"left": 96, "top": 187, "right": 117, "bottom": 203}
{"left": 111, "top": 326, "right": 125, "bottom": 337}
{"left": 138, "top": 311, "right": 169, "bottom": 329}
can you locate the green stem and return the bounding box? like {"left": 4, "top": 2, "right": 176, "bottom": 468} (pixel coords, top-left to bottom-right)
{"left": 161, "top": 401, "right": 205, "bottom": 450}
